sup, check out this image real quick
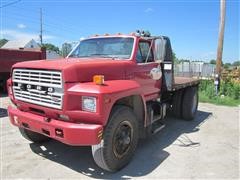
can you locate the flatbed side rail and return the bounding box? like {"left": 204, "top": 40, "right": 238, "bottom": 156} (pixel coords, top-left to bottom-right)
{"left": 171, "top": 77, "right": 200, "bottom": 91}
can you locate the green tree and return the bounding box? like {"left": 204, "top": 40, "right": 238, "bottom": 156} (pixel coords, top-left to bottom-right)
{"left": 172, "top": 51, "right": 179, "bottom": 64}
{"left": 0, "top": 39, "right": 8, "bottom": 47}
{"left": 179, "top": 59, "right": 190, "bottom": 63}
{"left": 223, "top": 63, "right": 231, "bottom": 69}
{"left": 210, "top": 59, "right": 216, "bottom": 64}
{"left": 232, "top": 61, "right": 240, "bottom": 66}
{"left": 62, "top": 42, "right": 72, "bottom": 57}
{"left": 42, "top": 43, "right": 60, "bottom": 53}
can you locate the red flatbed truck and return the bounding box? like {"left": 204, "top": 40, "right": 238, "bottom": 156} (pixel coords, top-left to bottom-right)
{"left": 7, "top": 32, "right": 199, "bottom": 172}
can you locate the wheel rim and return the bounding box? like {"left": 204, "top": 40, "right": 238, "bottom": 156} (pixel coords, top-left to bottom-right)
{"left": 113, "top": 121, "right": 133, "bottom": 159}
{"left": 191, "top": 93, "right": 197, "bottom": 114}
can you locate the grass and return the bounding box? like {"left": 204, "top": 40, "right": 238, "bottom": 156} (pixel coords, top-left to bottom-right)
{"left": 199, "top": 79, "right": 240, "bottom": 107}
{"left": 199, "top": 92, "right": 240, "bottom": 107}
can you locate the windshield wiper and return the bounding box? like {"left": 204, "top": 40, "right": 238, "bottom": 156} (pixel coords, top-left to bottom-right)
{"left": 89, "top": 54, "right": 125, "bottom": 60}
{"left": 69, "top": 55, "right": 108, "bottom": 58}
{"left": 88, "top": 53, "right": 112, "bottom": 58}
{"left": 68, "top": 54, "right": 79, "bottom": 58}
{"left": 69, "top": 54, "right": 121, "bottom": 59}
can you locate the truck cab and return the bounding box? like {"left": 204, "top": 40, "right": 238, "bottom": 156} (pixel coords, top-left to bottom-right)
{"left": 7, "top": 32, "right": 199, "bottom": 172}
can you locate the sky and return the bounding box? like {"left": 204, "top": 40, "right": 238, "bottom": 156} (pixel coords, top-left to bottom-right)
{"left": 0, "top": 0, "right": 239, "bottom": 63}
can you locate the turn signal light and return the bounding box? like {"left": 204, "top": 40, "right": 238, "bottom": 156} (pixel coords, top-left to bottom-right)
{"left": 93, "top": 75, "right": 104, "bottom": 85}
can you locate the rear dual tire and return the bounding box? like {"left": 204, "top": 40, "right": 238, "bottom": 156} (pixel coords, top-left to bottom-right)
{"left": 172, "top": 90, "right": 183, "bottom": 118}
{"left": 182, "top": 86, "right": 198, "bottom": 120}
{"left": 172, "top": 86, "right": 198, "bottom": 120}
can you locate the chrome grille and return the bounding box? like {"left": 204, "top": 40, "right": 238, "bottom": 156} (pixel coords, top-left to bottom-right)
{"left": 12, "top": 69, "right": 63, "bottom": 109}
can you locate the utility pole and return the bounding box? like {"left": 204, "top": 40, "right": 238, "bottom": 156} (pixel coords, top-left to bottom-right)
{"left": 215, "top": 0, "right": 226, "bottom": 94}
{"left": 39, "top": 8, "right": 43, "bottom": 45}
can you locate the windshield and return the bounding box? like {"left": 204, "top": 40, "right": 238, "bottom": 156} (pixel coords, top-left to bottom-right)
{"left": 68, "top": 37, "right": 134, "bottom": 59}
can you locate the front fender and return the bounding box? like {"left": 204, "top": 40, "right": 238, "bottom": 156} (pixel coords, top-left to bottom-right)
{"left": 66, "top": 80, "right": 144, "bottom": 126}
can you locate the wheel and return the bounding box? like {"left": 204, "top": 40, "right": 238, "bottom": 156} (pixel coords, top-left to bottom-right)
{"left": 172, "top": 90, "right": 183, "bottom": 118}
{"left": 182, "top": 86, "right": 198, "bottom": 120}
{"left": 92, "top": 105, "right": 139, "bottom": 172}
{"left": 19, "top": 128, "right": 50, "bottom": 143}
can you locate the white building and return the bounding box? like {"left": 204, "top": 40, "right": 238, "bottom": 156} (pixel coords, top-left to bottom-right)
{"left": 1, "top": 39, "right": 40, "bottom": 49}
{"left": 1, "top": 39, "right": 62, "bottom": 59}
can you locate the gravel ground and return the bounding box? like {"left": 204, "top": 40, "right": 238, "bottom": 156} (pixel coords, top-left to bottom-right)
{"left": 0, "top": 96, "right": 239, "bottom": 179}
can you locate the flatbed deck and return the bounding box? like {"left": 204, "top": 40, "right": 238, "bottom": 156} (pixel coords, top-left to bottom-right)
{"left": 172, "top": 77, "right": 200, "bottom": 91}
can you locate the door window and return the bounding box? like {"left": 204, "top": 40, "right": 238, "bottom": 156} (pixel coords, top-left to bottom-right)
{"left": 136, "top": 41, "right": 154, "bottom": 63}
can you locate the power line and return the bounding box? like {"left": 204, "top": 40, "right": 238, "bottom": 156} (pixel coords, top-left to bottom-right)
{"left": 2, "top": 5, "right": 95, "bottom": 33}
{"left": 6, "top": 5, "right": 95, "bottom": 31}
{"left": 1, "top": 6, "right": 89, "bottom": 43}
{"left": 4, "top": 11, "right": 84, "bottom": 34}
{"left": 3, "top": 15, "right": 81, "bottom": 38}
{"left": 0, "top": 0, "right": 21, "bottom": 9}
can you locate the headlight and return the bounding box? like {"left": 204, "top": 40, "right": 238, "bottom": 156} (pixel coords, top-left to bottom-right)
{"left": 82, "top": 96, "right": 97, "bottom": 112}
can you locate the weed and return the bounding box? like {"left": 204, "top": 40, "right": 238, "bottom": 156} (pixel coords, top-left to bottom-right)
{"left": 199, "top": 79, "right": 240, "bottom": 106}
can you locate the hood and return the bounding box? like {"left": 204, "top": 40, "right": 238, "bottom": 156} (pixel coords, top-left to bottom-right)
{"left": 12, "top": 58, "right": 131, "bottom": 82}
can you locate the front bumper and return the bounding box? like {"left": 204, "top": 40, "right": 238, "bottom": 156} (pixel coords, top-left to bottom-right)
{"left": 8, "top": 106, "right": 103, "bottom": 146}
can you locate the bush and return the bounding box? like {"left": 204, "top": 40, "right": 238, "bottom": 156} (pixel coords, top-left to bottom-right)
{"left": 220, "top": 78, "right": 240, "bottom": 100}
{"left": 199, "top": 80, "right": 215, "bottom": 98}
{"left": 199, "top": 79, "right": 240, "bottom": 106}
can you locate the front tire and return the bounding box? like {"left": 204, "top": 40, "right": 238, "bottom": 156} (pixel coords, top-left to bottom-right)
{"left": 19, "top": 128, "right": 50, "bottom": 143}
{"left": 92, "top": 105, "right": 139, "bottom": 172}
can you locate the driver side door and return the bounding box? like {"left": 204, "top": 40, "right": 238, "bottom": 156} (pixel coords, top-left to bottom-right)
{"left": 133, "top": 40, "right": 161, "bottom": 101}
